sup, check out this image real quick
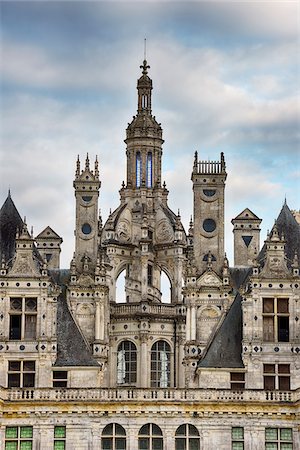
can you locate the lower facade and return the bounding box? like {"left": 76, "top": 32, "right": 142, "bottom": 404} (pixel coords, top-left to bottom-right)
{"left": 1, "top": 388, "right": 299, "bottom": 450}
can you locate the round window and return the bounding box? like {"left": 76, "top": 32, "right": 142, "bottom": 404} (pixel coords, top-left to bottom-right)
{"left": 203, "top": 219, "right": 216, "bottom": 233}
{"left": 82, "top": 223, "right": 92, "bottom": 235}
{"left": 203, "top": 189, "right": 216, "bottom": 197}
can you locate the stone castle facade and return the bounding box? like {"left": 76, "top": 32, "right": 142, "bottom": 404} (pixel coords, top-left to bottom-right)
{"left": 0, "top": 60, "right": 299, "bottom": 449}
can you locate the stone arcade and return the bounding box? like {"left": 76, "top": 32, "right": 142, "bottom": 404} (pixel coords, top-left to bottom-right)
{"left": 0, "top": 60, "right": 299, "bottom": 449}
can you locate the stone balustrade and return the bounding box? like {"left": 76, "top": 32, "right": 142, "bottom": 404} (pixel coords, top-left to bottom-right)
{"left": 110, "top": 302, "right": 178, "bottom": 317}
{"left": 0, "top": 387, "right": 298, "bottom": 403}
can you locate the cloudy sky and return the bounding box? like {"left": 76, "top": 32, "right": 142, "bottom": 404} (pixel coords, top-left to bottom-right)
{"left": 1, "top": 1, "right": 299, "bottom": 268}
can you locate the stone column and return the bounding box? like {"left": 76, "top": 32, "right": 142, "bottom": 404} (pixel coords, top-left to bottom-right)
{"left": 140, "top": 331, "right": 149, "bottom": 387}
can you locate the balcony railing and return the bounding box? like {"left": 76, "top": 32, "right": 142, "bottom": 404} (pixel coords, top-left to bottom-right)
{"left": 0, "top": 387, "right": 298, "bottom": 403}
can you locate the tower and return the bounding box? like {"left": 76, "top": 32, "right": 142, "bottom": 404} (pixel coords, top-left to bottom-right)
{"left": 73, "top": 154, "right": 101, "bottom": 272}
{"left": 231, "top": 208, "right": 262, "bottom": 267}
{"left": 191, "top": 151, "right": 227, "bottom": 274}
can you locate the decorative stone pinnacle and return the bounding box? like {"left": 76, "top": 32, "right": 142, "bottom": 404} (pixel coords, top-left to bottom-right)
{"left": 76, "top": 155, "right": 80, "bottom": 177}
{"left": 95, "top": 156, "right": 99, "bottom": 178}
{"left": 85, "top": 153, "right": 90, "bottom": 171}
{"left": 140, "top": 60, "right": 150, "bottom": 75}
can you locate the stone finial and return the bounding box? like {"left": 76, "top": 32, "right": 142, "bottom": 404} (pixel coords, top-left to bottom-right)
{"left": 85, "top": 153, "right": 90, "bottom": 172}
{"left": 140, "top": 59, "right": 150, "bottom": 75}
{"left": 95, "top": 156, "right": 99, "bottom": 178}
{"left": 193, "top": 151, "right": 198, "bottom": 170}
{"left": 76, "top": 155, "right": 80, "bottom": 177}
{"left": 221, "top": 152, "right": 226, "bottom": 171}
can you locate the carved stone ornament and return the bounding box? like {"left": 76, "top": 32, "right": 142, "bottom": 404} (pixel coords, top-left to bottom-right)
{"left": 116, "top": 220, "right": 131, "bottom": 243}
{"left": 156, "top": 220, "right": 173, "bottom": 243}
{"left": 197, "top": 271, "right": 222, "bottom": 288}
{"left": 200, "top": 307, "right": 219, "bottom": 319}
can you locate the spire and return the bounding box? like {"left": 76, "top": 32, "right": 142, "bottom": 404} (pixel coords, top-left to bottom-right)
{"left": 76, "top": 155, "right": 80, "bottom": 177}
{"left": 95, "top": 155, "right": 99, "bottom": 178}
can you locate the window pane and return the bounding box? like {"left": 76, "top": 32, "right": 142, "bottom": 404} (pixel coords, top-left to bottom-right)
{"left": 280, "top": 444, "right": 292, "bottom": 450}
{"left": 278, "top": 365, "right": 290, "bottom": 374}
{"left": 116, "top": 438, "right": 126, "bottom": 450}
{"left": 232, "top": 428, "right": 244, "bottom": 440}
{"left": 153, "top": 438, "right": 163, "bottom": 450}
{"left": 24, "top": 315, "right": 36, "bottom": 339}
{"left": 263, "top": 298, "right": 274, "bottom": 313}
{"left": 20, "top": 442, "right": 32, "bottom": 450}
{"left": 139, "top": 438, "right": 149, "bottom": 450}
{"left": 9, "top": 315, "right": 21, "bottom": 340}
{"left": 279, "top": 376, "right": 290, "bottom": 391}
{"left": 231, "top": 373, "right": 245, "bottom": 381}
{"left": 54, "top": 442, "right": 65, "bottom": 450}
{"left": 54, "top": 426, "right": 66, "bottom": 438}
{"left": 232, "top": 444, "right": 244, "bottom": 450}
{"left": 266, "top": 429, "right": 278, "bottom": 441}
{"left": 280, "top": 429, "right": 292, "bottom": 441}
{"left": 102, "top": 424, "right": 113, "bottom": 435}
{"left": 277, "top": 299, "right": 289, "bottom": 313}
{"left": 278, "top": 317, "right": 289, "bottom": 342}
{"left": 25, "top": 298, "right": 37, "bottom": 311}
{"left": 8, "top": 361, "right": 21, "bottom": 371}
{"left": 266, "top": 444, "right": 278, "bottom": 450}
{"left": 5, "top": 443, "right": 18, "bottom": 450}
{"left": 115, "top": 424, "right": 126, "bottom": 436}
{"left": 264, "top": 377, "right": 275, "bottom": 390}
{"left": 175, "top": 439, "right": 185, "bottom": 450}
{"left": 188, "top": 425, "right": 199, "bottom": 436}
{"left": 6, "top": 427, "right": 18, "bottom": 438}
{"left": 176, "top": 425, "right": 185, "bottom": 436}
{"left": 152, "top": 424, "right": 163, "bottom": 436}
{"left": 53, "top": 371, "right": 68, "bottom": 380}
{"left": 20, "top": 427, "right": 33, "bottom": 438}
{"left": 102, "top": 438, "right": 112, "bottom": 450}
{"left": 264, "top": 365, "right": 275, "bottom": 374}
{"left": 23, "top": 361, "right": 35, "bottom": 372}
{"left": 263, "top": 317, "right": 274, "bottom": 341}
{"left": 53, "top": 380, "right": 68, "bottom": 388}
{"left": 23, "top": 373, "right": 35, "bottom": 388}
{"left": 8, "top": 373, "right": 20, "bottom": 388}
{"left": 189, "top": 439, "right": 200, "bottom": 450}
{"left": 10, "top": 298, "right": 22, "bottom": 311}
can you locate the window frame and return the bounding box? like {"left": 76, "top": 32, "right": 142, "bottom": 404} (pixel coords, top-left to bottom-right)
{"left": 52, "top": 370, "right": 68, "bottom": 388}
{"left": 262, "top": 297, "right": 289, "bottom": 342}
{"left": 230, "top": 372, "right": 245, "bottom": 390}
{"left": 175, "top": 424, "right": 200, "bottom": 450}
{"left": 136, "top": 152, "right": 142, "bottom": 188}
{"left": 8, "top": 360, "right": 36, "bottom": 388}
{"left": 117, "top": 340, "right": 137, "bottom": 385}
{"left": 263, "top": 363, "right": 290, "bottom": 391}
{"left": 138, "top": 423, "right": 163, "bottom": 450}
{"left": 232, "top": 427, "right": 244, "bottom": 450}
{"left": 265, "top": 427, "right": 293, "bottom": 449}
{"left": 102, "top": 423, "right": 126, "bottom": 450}
{"left": 54, "top": 425, "right": 66, "bottom": 450}
{"left": 9, "top": 297, "right": 37, "bottom": 341}
{"left": 5, "top": 425, "right": 33, "bottom": 449}
{"left": 150, "top": 340, "right": 171, "bottom": 388}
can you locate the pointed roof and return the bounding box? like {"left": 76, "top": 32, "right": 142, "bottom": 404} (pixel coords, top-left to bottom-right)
{"left": 232, "top": 208, "right": 261, "bottom": 222}
{"left": 54, "top": 286, "right": 99, "bottom": 367}
{"left": 35, "top": 226, "right": 62, "bottom": 241}
{"left": 0, "top": 193, "right": 23, "bottom": 263}
{"left": 198, "top": 293, "right": 244, "bottom": 369}
{"left": 259, "top": 201, "right": 300, "bottom": 268}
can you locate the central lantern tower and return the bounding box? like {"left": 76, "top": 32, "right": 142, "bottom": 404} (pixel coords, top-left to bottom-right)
{"left": 125, "top": 59, "right": 164, "bottom": 191}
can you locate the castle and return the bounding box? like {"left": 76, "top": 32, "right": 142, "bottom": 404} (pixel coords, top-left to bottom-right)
{"left": 0, "top": 59, "right": 299, "bottom": 449}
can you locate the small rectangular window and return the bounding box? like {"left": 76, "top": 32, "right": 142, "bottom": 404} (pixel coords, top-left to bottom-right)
{"left": 5, "top": 426, "right": 33, "bottom": 450}
{"left": 53, "top": 371, "right": 68, "bottom": 388}
{"left": 265, "top": 428, "right": 293, "bottom": 449}
{"left": 8, "top": 361, "right": 35, "bottom": 388}
{"left": 232, "top": 427, "right": 244, "bottom": 450}
{"left": 230, "top": 372, "right": 245, "bottom": 390}
{"left": 262, "top": 297, "right": 289, "bottom": 343}
{"left": 54, "top": 426, "right": 66, "bottom": 450}
{"left": 263, "top": 364, "right": 290, "bottom": 391}
{"left": 147, "top": 264, "right": 153, "bottom": 286}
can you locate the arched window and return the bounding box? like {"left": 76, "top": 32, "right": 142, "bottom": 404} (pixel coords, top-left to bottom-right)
{"left": 142, "top": 94, "right": 148, "bottom": 109}
{"left": 146, "top": 152, "right": 152, "bottom": 188}
{"left": 138, "top": 423, "right": 163, "bottom": 450}
{"left": 161, "top": 270, "right": 171, "bottom": 303}
{"left": 117, "top": 341, "right": 137, "bottom": 385}
{"left": 175, "top": 424, "right": 200, "bottom": 450}
{"left": 102, "top": 423, "right": 126, "bottom": 450}
{"left": 151, "top": 340, "right": 171, "bottom": 388}
{"left": 136, "top": 152, "right": 142, "bottom": 188}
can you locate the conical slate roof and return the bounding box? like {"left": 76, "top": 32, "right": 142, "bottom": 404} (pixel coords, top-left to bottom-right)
{"left": 0, "top": 193, "right": 23, "bottom": 263}
{"left": 259, "top": 201, "right": 300, "bottom": 268}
